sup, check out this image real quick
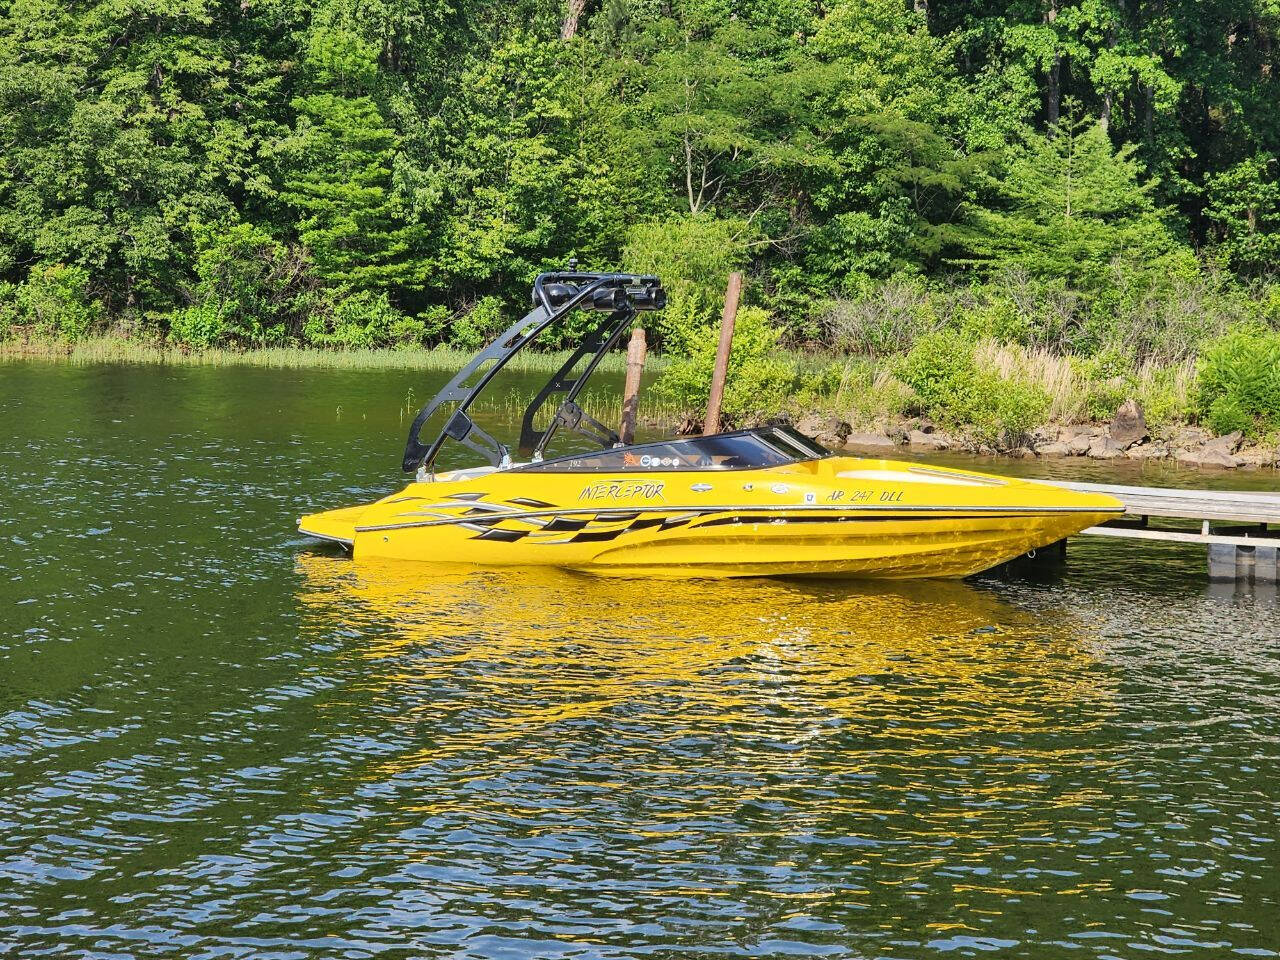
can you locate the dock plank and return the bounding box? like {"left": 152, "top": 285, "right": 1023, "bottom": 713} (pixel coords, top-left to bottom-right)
{"left": 1056, "top": 481, "right": 1280, "bottom": 525}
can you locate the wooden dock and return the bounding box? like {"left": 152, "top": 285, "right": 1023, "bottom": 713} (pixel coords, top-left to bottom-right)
{"left": 1053, "top": 481, "right": 1280, "bottom": 582}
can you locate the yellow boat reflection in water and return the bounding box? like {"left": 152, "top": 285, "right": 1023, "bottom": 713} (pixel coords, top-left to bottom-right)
{"left": 296, "top": 554, "right": 1114, "bottom": 807}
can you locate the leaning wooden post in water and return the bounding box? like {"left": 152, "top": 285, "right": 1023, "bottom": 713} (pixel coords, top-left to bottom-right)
{"left": 619, "top": 327, "right": 647, "bottom": 446}
{"left": 703, "top": 271, "right": 743, "bottom": 436}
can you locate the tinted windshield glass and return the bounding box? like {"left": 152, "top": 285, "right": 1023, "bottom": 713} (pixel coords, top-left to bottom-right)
{"left": 763, "top": 426, "right": 831, "bottom": 459}
{"left": 516, "top": 429, "right": 825, "bottom": 472}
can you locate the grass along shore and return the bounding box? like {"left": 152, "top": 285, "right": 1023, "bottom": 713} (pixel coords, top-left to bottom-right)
{"left": 0, "top": 334, "right": 669, "bottom": 375}
{"left": 6, "top": 333, "right": 1277, "bottom": 469}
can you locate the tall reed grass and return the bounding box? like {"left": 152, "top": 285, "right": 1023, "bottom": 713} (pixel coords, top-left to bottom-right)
{"left": 1, "top": 336, "right": 669, "bottom": 376}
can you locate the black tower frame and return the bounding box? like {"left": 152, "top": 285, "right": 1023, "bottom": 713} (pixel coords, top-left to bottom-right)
{"left": 401, "top": 271, "right": 664, "bottom": 475}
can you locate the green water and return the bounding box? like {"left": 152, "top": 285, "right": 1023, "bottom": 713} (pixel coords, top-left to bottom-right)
{"left": 2, "top": 360, "right": 1278, "bottom": 959}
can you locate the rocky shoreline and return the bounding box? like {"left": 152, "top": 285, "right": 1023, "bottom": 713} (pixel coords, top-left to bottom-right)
{"left": 792, "top": 400, "right": 1279, "bottom": 470}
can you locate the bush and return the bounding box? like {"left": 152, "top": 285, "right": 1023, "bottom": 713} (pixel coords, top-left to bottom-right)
{"left": 315, "top": 291, "right": 402, "bottom": 348}
{"left": 1205, "top": 394, "right": 1255, "bottom": 436}
{"left": 1195, "top": 325, "right": 1280, "bottom": 437}
{"left": 964, "top": 371, "right": 1051, "bottom": 444}
{"left": 1134, "top": 362, "right": 1194, "bottom": 429}
{"left": 1082, "top": 266, "right": 1248, "bottom": 363}
{"left": 0, "top": 282, "right": 17, "bottom": 336}
{"left": 11, "top": 264, "right": 102, "bottom": 340}
{"left": 623, "top": 214, "right": 755, "bottom": 341}
{"left": 816, "top": 359, "right": 916, "bottom": 427}
{"left": 448, "top": 296, "right": 506, "bottom": 350}
{"left": 819, "top": 279, "right": 941, "bottom": 354}
{"left": 1075, "top": 347, "right": 1136, "bottom": 421}
{"left": 654, "top": 305, "right": 797, "bottom": 422}
{"left": 171, "top": 221, "right": 313, "bottom": 347}
{"left": 896, "top": 331, "right": 1050, "bottom": 444}
{"left": 896, "top": 330, "right": 975, "bottom": 412}
{"left": 169, "top": 303, "right": 228, "bottom": 349}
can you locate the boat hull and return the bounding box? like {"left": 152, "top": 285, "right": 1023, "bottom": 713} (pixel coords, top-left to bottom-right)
{"left": 299, "top": 457, "right": 1123, "bottom": 580}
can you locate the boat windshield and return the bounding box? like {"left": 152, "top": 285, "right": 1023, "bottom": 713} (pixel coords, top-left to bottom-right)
{"left": 514, "top": 427, "right": 830, "bottom": 472}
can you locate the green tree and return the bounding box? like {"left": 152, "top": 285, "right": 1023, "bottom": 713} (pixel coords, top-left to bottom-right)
{"left": 1205, "top": 155, "right": 1280, "bottom": 277}
{"left": 277, "top": 25, "right": 429, "bottom": 300}
{"left": 954, "top": 114, "right": 1185, "bottom": 288}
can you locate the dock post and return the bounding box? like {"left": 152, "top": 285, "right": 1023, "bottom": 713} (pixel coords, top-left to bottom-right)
{"left": 704, "top": 272, "right": 743, "bottom": 436}
{"left": 1256, "top": 546, "right": 1278, "bottom": 584}
{"left": 1208, "top": 543, "right": 1241, "bottom": 582}
{"left": 619, "top": 327, "right": 647, "bottom": 446}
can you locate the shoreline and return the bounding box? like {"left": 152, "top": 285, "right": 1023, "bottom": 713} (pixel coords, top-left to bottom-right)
{"left": 788, "top": 413, "right": 1279, "bottom": 472}
{"left": 6, "top": 336, "right": 1275, "bottom": 470}
{"left": 0, "top": 335, "right": 658, "bottom": 374}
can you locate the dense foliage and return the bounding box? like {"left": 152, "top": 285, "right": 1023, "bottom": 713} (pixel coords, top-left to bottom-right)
{"left": 3, "top": 0, "right": 1280, "bottom": 435}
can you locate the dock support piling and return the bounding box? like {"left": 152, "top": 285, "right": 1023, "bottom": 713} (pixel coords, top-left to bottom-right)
{"left": 1207, "top": 542, "right": 1279, "bottom": 583}
{"left": 704, "top": 272, "right": 743, "bottom": 437}
{"left": 619, "top": 327, "right": 647, "bottom": 446}
{"left": 1256, "top": 546, "right": 1278, "bottom": 584}
{"left": 1209, "top": 543, "right": 1243, "bottom": 582}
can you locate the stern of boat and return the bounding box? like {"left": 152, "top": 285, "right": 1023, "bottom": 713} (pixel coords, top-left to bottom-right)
{"left": 298, "top": 503, "right": 368, "bottom": 548}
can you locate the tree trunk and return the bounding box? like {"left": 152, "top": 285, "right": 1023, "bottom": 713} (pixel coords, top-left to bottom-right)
{"left": 561, "top": 0, "right": 587, "bottom": 40}
{"left": 1045, "top": 0, "right": 1061, "bottom": 125}
{"left": 1257, "top": 15, "right": 1273, "bottom": 78}
{"left": 1101, "top": 0, "right": 1120, "bottom": 133}
{"left": 1046, "top": 56, "right": 1061, "bottom": 124}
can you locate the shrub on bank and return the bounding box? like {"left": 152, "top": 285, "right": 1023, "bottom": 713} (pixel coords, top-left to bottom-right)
{"left": 1, "top": 265, "right": 102, "bottom": 340}
{"left": 447, "top": 297, "right": 506, "bottom": 351}
{"left": 169, "top": 223, "right": 312, "bottom": 348}
{"left": 1196, "top": 325, "right": 1280, "bottom": 438}
{"left": 654, "top": 305, "right": 796, "bottom": 422}
{"left": 896, "top": 331, "right": 1050, "bottom": 444}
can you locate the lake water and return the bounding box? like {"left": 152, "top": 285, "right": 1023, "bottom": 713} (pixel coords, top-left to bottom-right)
{"left": 2, "top": 360, "right": 1278, "bottom": 959}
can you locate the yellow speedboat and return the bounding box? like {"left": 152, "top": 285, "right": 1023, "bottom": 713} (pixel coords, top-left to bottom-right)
{"left": 300, "top": 271, "right": 1122, "bottom": 578}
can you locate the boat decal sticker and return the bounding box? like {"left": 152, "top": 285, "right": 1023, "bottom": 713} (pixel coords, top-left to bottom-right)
{"left": 476, "top": 527, "right": 529, "bottom": 542}
{"left": 625, "top": 516, "right": 667, "bottom": 531}
{"left": 509, "top": 497, "right": 554, "bottom": 508}
{"left": 689, "top": 512, "right": 1052, "bottom": 529}
{"left": 354, "top": 502, "right": 1122, "bottom": 534}
{"left": 577, "top": 480, "right": 666, "bottom": 502}
{"left": 448, "top": 492, "right": 488, "bottom": 501}
{"left": 771, "top": 483, "right": 788, "bottom": 494}
{"left": 394, "top": 509, "right": 458, "bottom": 520}
{"left": 691, "top": 483, "right": 713, "bottom": 493}
{"left": 544, "top": 517, "right": 590, "bottom": 532}
{"left": 804, "top": 492, "right": 816, "bottom": 504}
{"left": 463, "top": 504, "right": 515, "bottom": 516}
{"left": 660, "top": 515, "right": 696, "bottom": 530}
{"left": 570, "top": 528, "right": 629, "bottom": 543}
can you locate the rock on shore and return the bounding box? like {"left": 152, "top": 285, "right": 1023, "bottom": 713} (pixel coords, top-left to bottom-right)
{"left": 788, "top": 400, "right": 1278, "bottom": 470}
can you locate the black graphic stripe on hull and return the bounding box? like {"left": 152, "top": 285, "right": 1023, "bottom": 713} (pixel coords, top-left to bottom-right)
{"left": 360, "top": 502, "right": 1119, "bottom": 535}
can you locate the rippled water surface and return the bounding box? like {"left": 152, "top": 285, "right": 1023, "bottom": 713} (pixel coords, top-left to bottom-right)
{"left": 2, "top": 360, "right": 1278, "bottom": 959}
